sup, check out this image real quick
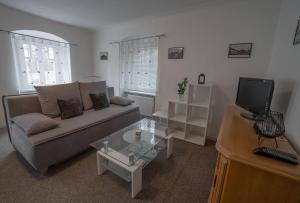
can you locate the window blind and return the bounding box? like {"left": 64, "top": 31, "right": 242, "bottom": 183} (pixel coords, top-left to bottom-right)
{"left": 119, "top": 37, "right": 158, "bottom": 94}
{"left": 11, "top": 33, "right": 71, "bottom": 92}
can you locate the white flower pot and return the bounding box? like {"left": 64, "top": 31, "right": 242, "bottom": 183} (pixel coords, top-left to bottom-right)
{"left": 178, "top": 94, "right": 184, "bottom": 101}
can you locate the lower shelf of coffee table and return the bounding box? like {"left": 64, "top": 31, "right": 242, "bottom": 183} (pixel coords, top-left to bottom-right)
{"left": 99, "top": 146, "right": 163, "bottom": 182}
{"left": 105, "top": 161, "right": 131, "bottom": 182}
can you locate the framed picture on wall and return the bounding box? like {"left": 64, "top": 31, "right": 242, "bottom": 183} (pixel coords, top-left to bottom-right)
{"left": 168, "top": 47, "right": 184, "bottom": 59}
{"left": 100, "top": 52, "right": 108, "bottom": 60}
{"left": 293, "top": 19, "right": 300, "bottom": 45}
{"left": 228, "top": 43, "right": 253, "bottom": 58}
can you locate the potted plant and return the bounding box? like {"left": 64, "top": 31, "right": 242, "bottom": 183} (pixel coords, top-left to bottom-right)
{"left": 177, "top": 77, "right": 188, "bottom": 101}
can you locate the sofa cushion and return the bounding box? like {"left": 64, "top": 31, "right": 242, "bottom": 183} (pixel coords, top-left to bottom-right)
{"left": 110, "top": 96, "right": 134, "bottom": 106}
{"left": 34, "top": 82, "right": 82, "bottom": 117}
{"left": 11, "top": 113, "right": 59, "bottom": 135}
{"left": 23, "top": 104, "right": 139, "bottom": 146}
{"left": 90, "top": 93, "right": 110, "bottom": 110}
{"left": 79, "top": 81, "right": 107, "bottom": 110}
{"left": 57, "top": 97, "right": 83, "bottom": 119}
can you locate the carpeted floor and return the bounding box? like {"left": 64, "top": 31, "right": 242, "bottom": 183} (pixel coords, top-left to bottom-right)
{"left": 0, "top": 128, "right": 217, "bottom": 203}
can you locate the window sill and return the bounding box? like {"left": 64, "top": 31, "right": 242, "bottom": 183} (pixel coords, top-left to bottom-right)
{"left": 19, "top": 90, "right": 37, "bottom": 94}
{"left": 124, "top": 90, "right": 156, "bottom": 97}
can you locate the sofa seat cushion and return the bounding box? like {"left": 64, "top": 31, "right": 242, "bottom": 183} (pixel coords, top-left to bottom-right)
{"left": 23, "top": 104, "right": 139, "bottom": 146}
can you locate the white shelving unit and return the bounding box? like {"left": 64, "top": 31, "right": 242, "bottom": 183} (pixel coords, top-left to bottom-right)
{"left": 153, "top": 83, "right": 213, "bottom": 146}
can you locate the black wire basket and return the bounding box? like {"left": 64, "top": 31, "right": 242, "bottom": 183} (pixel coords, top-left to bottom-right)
{"left": 254, "top": 111, "right": 285, "bottom": 147}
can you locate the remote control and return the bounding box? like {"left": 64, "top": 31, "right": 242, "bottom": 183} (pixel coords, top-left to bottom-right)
{"left": 253, "top": 147, "right": 298, "bottom": 165}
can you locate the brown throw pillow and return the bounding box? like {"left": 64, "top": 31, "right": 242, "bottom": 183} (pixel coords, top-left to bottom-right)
{"left": 57, "top": 97, "right": 83, "bottom": 120}
{"left": 79, "top": 81, "right": 108, "bottom": 110}
{"left": 90, "top": 93, "right": 110, "bottom": 110}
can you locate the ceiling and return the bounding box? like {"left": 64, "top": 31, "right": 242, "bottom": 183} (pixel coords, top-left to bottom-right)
{"left": 0, "top": 0, "right": 217, "bottom": 30}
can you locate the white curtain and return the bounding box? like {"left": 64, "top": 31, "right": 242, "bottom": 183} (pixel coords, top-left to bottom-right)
{"left": 119, "top": 37, "right": 158, "bottom": 95}
{"left": 11, "top": 33, "right": 71, "bottom": 92}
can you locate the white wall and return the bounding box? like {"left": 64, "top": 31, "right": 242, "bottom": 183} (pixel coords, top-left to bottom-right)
{"left": 0, "top": 4, "right": 94, "bottom": 127}
{"left": 93, "top": 0, "right": 281, "bottom": 139}
{"left": 267, "top": 0, "right": 300, "bottom": 153}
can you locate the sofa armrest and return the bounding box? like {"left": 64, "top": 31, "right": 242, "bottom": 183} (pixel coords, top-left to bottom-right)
{"left": 2, "top": 94, "right": 42, "bottom": 142}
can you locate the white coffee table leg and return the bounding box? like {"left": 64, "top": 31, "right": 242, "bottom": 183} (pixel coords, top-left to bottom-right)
{"left": 166, "top": 135, "right": 174, "bottom": 159}
{"left": 131, "top": 164, "right": 143, "bottom": 198}
{"left": 97, "top": 152, "right": 107, "bottom": 175}
{"left": 97, "top": 150, "right": 144, "bottom": 198}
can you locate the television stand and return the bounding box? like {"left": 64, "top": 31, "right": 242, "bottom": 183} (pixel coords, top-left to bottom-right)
{"left": 240, "top": 112, "right": 264, "bottom": 121}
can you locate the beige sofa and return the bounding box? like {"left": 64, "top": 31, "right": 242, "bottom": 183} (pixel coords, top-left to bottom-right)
{"left": 2, "top": 87, "right": 140, "bottom": 173}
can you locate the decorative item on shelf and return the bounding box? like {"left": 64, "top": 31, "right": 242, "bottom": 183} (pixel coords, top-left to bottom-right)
{"left": 100, "top": 51, "right": 108, "bottom": 60}
{"left": 228, "top": 43, "right": 253, "bottom": 58}
{"left": 177, "top": 77, "right": 188, "bottom": 101}
{"left": 253, "top": 110, "right": 285, "bottom": 148}
{"left": 293, "top": 19, "right": 300, "bottom": 45}
{"left": 198, "top": 73, "right": 205, "bottom": 84}
{"left": 168, "top": 47, "right": 184, "bottom": 59}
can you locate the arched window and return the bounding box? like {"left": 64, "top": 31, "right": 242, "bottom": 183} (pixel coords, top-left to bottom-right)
{"left": 10, "top": 30, "right": 71, "bottom": 93}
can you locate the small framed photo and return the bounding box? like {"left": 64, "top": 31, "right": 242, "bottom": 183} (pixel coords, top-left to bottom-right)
{"left": 168, "top": 47, "right": 184, "bottom": 59}
{"left": 293, "top": 19, "right": 300, "bottom": 45}
{"left": 100, "top": 52, "right": 108, "bottom": 60}
{"left": 228, "top": 43, "right": 253, "bottom": 58}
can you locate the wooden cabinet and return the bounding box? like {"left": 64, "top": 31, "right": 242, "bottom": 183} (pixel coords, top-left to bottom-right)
{"left": 209, "top": 154, "right": 228, "bottom": 203}
{"left": 209, "top": 106, "right": 300, "bottom": 203}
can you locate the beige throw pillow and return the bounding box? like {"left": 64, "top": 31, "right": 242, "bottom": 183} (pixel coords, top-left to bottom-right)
{"left": 11, "top": 113, "right": 59, "bottom": 135}
{"left": 34, "top": 82, "right": 82, "bottom": 117}
{"left": 79, "top": 81, "right": 107, "bottom": 110}
{"left": 110, "top": 96, "right": 134, "bottom": 106}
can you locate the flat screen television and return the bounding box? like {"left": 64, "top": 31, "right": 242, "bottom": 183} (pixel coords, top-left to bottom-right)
{"left": 236, "top": 77, "right": 274, "bottom": 120}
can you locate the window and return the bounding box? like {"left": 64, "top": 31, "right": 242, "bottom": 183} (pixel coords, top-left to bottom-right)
{"left": 11, "top": 31, "right": 71, "bottom": 92}
{"left": 119, "top": 37, "right": 158, "bottom": 94}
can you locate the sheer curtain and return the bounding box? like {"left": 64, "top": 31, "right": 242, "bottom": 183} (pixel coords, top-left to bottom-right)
{"left": 11, "top": 33, "right": 71, "bottom": 92}
{"left": 119, "top": 37, "right": 158, "bottom": 95}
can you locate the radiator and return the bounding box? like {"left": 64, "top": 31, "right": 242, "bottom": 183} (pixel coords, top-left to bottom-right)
{"left": 126, "top": 93, "right": 155, "bottom": 117}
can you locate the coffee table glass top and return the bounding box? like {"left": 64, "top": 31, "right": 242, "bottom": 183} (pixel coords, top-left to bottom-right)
{"left": 90, "top": 118, "right": 169, "bottom": 167}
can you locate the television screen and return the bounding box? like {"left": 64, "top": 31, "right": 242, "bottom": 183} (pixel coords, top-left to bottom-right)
{"left": 236, "top": 77, "right": 274, "bottom": 116}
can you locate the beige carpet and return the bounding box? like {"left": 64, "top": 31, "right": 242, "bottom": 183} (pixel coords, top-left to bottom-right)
{"left": 0, "top": 129, "right": 217, "bottom": 203}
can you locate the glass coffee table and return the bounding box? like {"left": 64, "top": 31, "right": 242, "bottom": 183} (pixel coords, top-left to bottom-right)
{"left": 90, "top": 118, "right": 173, "bottom": 198}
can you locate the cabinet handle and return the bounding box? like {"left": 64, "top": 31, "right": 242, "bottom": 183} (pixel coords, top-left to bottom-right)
{"left": 213, "top": 175, "right": 217, "bottom": 187}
